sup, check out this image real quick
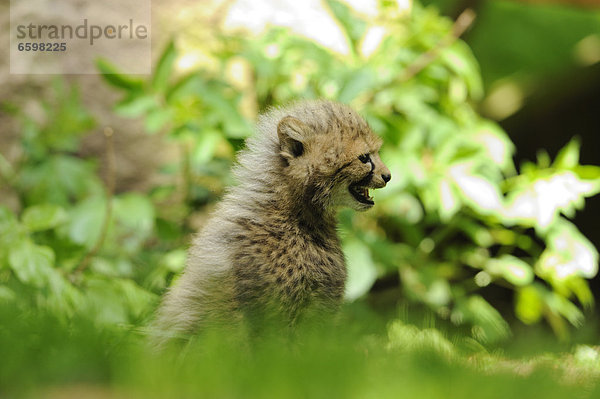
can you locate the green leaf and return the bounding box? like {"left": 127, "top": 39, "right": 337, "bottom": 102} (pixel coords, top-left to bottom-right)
{"left": 503, "top": 171, "right": 600, "bottom": 232}
{"left": 440, "top": 42, "right": 484, "bottom": 101}
{"left": 113, "top": 193, "right": 155, "bottom": 252}
{"left": 458, "top": 296, "right": 511, "bottom": 343}
{"left": 22, "top": 204, "right": 68, "bottom": 232}
{"left": 18, "top": 155, "right": 103, "bottom": 206}
{"left": 146, "top": 249, "right": 187, "bottom": 290}
{"left": 165, "top": 73, "right": 203, "bottom": 103}
{"left": 0, "top": 206, "right": 19, "bottom": 235}
{"left": 448, "top": 163, "right": 503, "bottom": 214}
{"left": 191, "top": 130, "right": 221, "bottom": 166}
{"left": 162, "top": 249, "right": 187, "bottom": 273}
{"left": 485, "top": 255, "right": 534, "bottom": 286}
{"left": 387, "top": 321, "right": 457, "bottom": 360}
{"left": 43, "top": 269, "right": 82, "bottom": 316}
{"left": 96, "top": 59, "right": 145, "bottom": 91}
{"left": 437, "top": 178, "right": 460, "bottom": 222}
{"left": 573, "top": 165, "right": 600, "bottom": 180}
{"left": 152, "top": 41, "right": 177, "bottom": 92}
{"left": 566, "top": 277, "right": 594, "bottom": 308}
{"left": 423, "top": 279, "right": 452, "bottom": 307}
{"left": 338, "top": 69, "right": 375, "bottom": 103}
{"left": 545, "top": 290, "right": 584, "bottom": 328}
{"left": 67, "top": 197, "right": 107, "bottom": 249}
{"left": 115, "top": 95, "right": 158, "bottom": 118}
{"left": 113, "top": 194, "right": 154, "bottom": 235}
{"left": 516, "top": 285, "right": 544, "bottom": 324}
{"left": 8, "top": 240, "right": 55, "bottom": 287}
{"left": 145, "top": 108, "right": 173, "bottom": 133}
{"left": 553, "top": 137, "right": 580, "bottom": 169}
{"left": 83, "top": 277, "right": 129, "bottom": 325}
{"left": 83, "top": 277, "right": 155, "bottom": 324}
{"left": 344, "top": 238, "right": 378, "bottom": 301}
{"left": 536, "top": 218, "right": 598, "bottom": 281}
{"left": 0, "top": 285, "right": 16, "bottom": 302}
{"left": 196, "top": 82, "right": 252, "bottom": 139}
{"left": 471, "top": 121, "right": 515, "bottom": 171}
{"left": 325, "top": 0, "right": 367, "bottom": 52}
{"left": 115, "top": 278, "right": 157, "bottom": 319}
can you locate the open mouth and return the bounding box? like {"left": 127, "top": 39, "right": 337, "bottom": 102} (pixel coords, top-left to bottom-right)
{"left": 349, "top": 184, "right": 374, "bottom": 205}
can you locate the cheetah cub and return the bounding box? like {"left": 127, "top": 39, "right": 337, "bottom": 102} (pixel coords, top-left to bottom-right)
{"left": 153, "top": 100, "right": 390, "bottom": 345}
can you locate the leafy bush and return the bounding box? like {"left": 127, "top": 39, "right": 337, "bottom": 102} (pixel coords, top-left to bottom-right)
{"left": 0, "top": 81, "right": 161, "bottom": 324}
{"left": 1, "top": 1, "right": 599, "bottom": 343}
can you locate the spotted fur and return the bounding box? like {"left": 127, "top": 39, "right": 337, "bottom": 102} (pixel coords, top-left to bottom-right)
{"left": 152, "top": 100, "right": 390, "bottom": 345}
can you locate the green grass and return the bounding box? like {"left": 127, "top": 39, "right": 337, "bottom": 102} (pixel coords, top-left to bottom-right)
{"left": 1, "top": 305, "right": 599, "bottom": 399}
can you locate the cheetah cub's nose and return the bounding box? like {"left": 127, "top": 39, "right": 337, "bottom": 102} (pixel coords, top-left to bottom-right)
{"left": 382, "top": 173, "right": 391, "bottom": 184}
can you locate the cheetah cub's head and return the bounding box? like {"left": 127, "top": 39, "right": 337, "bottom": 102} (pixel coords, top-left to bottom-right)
{"left": 276, "top": 101, "right": 391, "bottom": 212}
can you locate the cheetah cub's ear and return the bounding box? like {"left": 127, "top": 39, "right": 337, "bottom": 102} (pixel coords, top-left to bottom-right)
{"left": 277, "top": 116, "right": 308, "bottom": 160}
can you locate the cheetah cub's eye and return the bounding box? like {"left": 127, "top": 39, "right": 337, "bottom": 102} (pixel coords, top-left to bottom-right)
{"left": 358, "top": 154, "right": 371, "bottom": 164}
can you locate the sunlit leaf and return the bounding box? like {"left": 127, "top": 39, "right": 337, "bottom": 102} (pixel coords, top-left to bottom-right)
{"left": 115, "top": 95, "right": 158, "bottom": 118}
{"left": 573, "top": 165, "right": 600, "bottom": 180}
{"left": 387, "top": 321, "right": 457, "bottom": 360}
{"left": 96, "top": 59, "right": 145, "bottom": 91}
{"left": 472, "top": 121, "right": 515, "bottom": 171}
{"left": 43, "top": 269, "right": 82, "bottom": 317}
{"left": 113, "top": 194, "right": 155, "bottom": 252}
{"left": 0, "top": 206, "right": 19, "bottom": 236}
{"left": 191, "top": 129, "right": 221, "bottom": 166}
{"left": 504, "top": 171, "right": 600, "bottom": 232}
{"left": 515, "top": 285, "right": 544, "bottom": 324}
{"left": 18, "top": 156, "right": 103, "bottom": 206}
{"left": 165, "top": 73, "right": 204, "bottom": 103}
{"left": 339, "top": 69, "right": 376, "bottom": 103}
{"left": 438, "top": 178, "right": 460, "bottom": 222}
{"left": 485, "top": 255, "right": 534, "bottom": 286}
{"left": 67, "top": 197, "right": 107, "bottom": 249}
{"left": 448, "top": 163, "right": 502, "bottom": 214}
{"left": 536, "top": 218, "right": 598, "bottom": 281}
{"left": 440, "top": 41, "right": 484, "bottom": 100}
{"left": 83, "top": 277, "right": 129, "bottom": 325}
{"left": 162, "top": 249, "right": 187, "bottom": 273}
{"left": 378, "top": 191, "right": 423, "bottom": 224}
{"left": 566, "top": 277, "right": 594, "bottom": 308}
{"left": 424, "top": 279, "right": 452, "bottom": 307}
{"left": 324, "top": 0, "right": 366, "bottom": 52}
{"left": 553, "top": 137, "right": 580, "bottom": 169}
{"left": 22, "top": 204, "right": 67, "bottom": 232}
{"left": 152, "top": 41, "right": 177, "bottom": 93}
{"left": 344, "top": 238, "right": 377, "bottom": 301}
{"left": 8, "top": 240, "right": 55, "bottom": 287}
{"left": 145, "top": 108, "right": 173, "bottom": 133}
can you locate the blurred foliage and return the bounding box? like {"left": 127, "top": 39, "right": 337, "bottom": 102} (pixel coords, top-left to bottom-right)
{"left": 424, "top": 0, "right": 600, "bottom": 86}
{"left": 1, "top": 0, "right": 600, "bottom": 347}
{"left": 1, "top": 305, "right": 599, "bottom": 398}
{"left": 0, "top": 81, "right": 162, "bottom": 325}
{"left": 467, "top": 0, "right": 600, "bottom": 86}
